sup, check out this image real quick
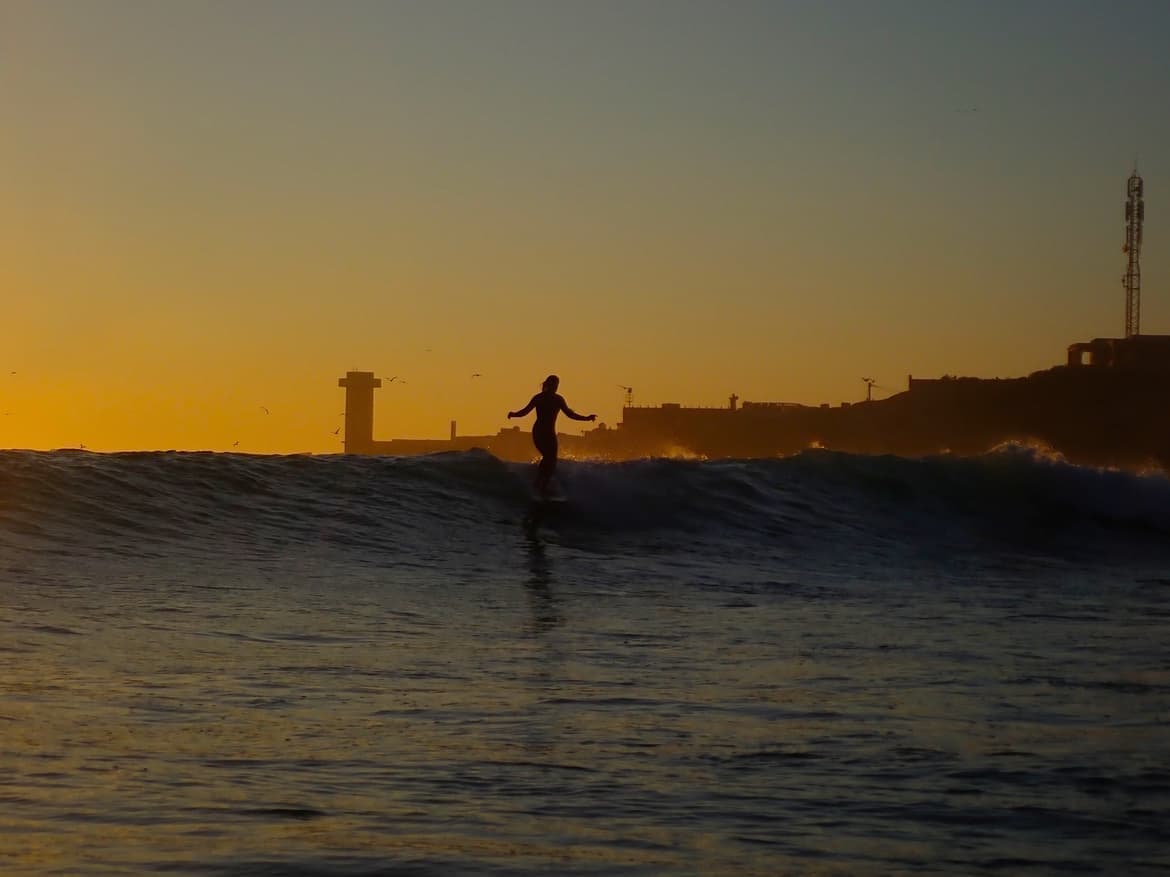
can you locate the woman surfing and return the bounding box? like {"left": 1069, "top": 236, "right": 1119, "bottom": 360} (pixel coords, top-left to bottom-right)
{"left": 508, "top": 375, "right": 596, "bottom": 498}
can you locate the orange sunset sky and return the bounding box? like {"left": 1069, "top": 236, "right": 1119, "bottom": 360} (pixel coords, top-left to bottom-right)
{"left": 3, "top": 1, "right": 1169, "bottom": 453}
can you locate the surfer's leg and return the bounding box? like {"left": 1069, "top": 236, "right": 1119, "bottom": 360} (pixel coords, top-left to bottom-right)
{"left": 531, "top": 430, "right": 545, "bottom": 490}
{"left": 536, "top": 454, "right": 555, "bottom": 494}
{"left": 544, "top": 438, "right": 559, "bottom": 494}
{"left": 533, "top": 431, "right": 558, "bottom": 495}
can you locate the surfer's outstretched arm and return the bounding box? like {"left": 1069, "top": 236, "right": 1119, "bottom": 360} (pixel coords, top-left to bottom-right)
{"left": 559, "top": 397, "right": 597, "bottom": 422}
{"left": 507, "top": 395, "right": 538, "bottom": 419}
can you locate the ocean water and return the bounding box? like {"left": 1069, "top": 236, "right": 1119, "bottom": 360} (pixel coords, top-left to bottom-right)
{"left": 1, "top": 447, "right": 1168, "bottom": 876}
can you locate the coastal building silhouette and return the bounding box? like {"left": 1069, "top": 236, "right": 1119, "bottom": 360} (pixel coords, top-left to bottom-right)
{"left": 339, "top": 172, "right": 1168, "bottom": 468}
{"left": 1067, "top": 170, "right": 1170, "bottom": 372}
{"left": 337, "top": 370, "right": 498, "bottom": 456}
{"left": 337, "top": 371, "right": 380, "bottom": 454}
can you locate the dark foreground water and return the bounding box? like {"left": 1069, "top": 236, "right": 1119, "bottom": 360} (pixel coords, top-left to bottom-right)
{"left": 0, "top": 448, "right": 1168, "bottom": 875}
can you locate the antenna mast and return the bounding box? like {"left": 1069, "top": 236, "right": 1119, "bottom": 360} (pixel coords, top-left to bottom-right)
{"left": 1123, "top": 169, "right": 1144, "bottom": 337}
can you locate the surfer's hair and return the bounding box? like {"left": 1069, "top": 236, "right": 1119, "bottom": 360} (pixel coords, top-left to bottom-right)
{"left": 543, "top": 374, "right": 560, "bottom": 391}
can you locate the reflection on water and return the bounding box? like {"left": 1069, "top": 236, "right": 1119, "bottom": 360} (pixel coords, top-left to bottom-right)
{"left": 524, "top": 527, "right": 563, "bottom": 635}
{"left": 1, "top": 541, "right": 1168, "bottom": 875}
{"left": 520, "top": 525, "right": 567, "bottom": 763}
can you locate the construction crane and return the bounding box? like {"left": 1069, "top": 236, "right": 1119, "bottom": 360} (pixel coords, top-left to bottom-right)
{"left": 618, "top": 385, "right": 634, "bottom": 407}
{"left": 861, "top": 377, "right": 892, "bottom": 402}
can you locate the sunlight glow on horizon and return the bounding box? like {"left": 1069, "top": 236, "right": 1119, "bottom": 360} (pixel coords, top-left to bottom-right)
{"left": 3, "top": 1, "right": 1169, "bottom": 452}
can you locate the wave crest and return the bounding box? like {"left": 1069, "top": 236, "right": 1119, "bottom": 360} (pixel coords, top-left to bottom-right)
{"left": 0, "top": 447, "right": 1166, "bottom": 559}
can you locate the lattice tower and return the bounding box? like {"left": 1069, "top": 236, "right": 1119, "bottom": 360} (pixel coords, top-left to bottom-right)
{"left": 1123, "top": 170, "right": 1144, "bottom": 337}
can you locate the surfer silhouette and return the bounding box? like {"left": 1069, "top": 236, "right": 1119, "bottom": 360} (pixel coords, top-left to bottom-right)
{"left": 508, "top": 375, "right": 596, "bottom": 497}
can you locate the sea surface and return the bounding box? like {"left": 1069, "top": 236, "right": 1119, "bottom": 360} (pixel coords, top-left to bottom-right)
{"left": 0, "top": 447, "right": 1168, "bottom": 876}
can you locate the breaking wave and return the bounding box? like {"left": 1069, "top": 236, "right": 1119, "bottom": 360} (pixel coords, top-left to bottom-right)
{"left": 0, "top": 447, "right": 1167, "bottom": 563}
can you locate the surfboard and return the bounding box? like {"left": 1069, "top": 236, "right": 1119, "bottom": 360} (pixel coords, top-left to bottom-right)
{"left": 524, "top": 491, "right": 568, "bottom": 529}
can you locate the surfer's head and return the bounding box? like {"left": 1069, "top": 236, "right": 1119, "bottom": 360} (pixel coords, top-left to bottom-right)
{"left": 542, "top": 374, "right": 560, "bottom": 392}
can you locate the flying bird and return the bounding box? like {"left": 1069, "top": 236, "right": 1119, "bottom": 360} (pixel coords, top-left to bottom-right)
{"left": 232, "top": 441, "right": 240, "bottom": 448}
{"left": 332, "top": 426, "right": 341, "bottom": 435}
{"left": 471, "top": 373, "right": 482, "bottom": 379}
{"left": 260, "top": 406, "right": 270, "bottom": 415}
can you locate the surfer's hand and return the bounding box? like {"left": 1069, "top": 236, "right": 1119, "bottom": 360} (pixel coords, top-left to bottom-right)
{"left": 587, "top": 414, "right": 597, "bottom": 421}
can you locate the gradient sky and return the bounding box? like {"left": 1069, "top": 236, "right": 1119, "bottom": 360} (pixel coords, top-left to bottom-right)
{"left": 3, "top": 0, "right": 1169, "bottom": 452}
